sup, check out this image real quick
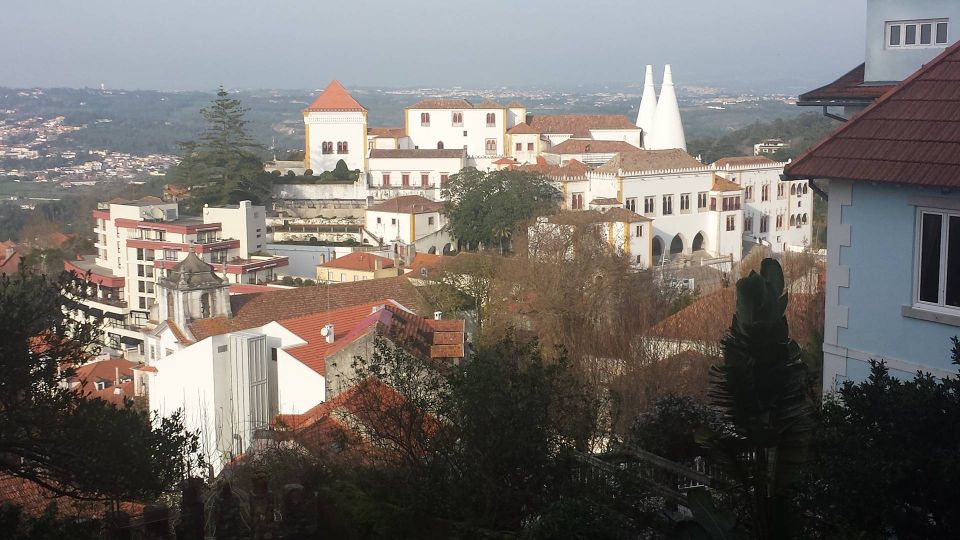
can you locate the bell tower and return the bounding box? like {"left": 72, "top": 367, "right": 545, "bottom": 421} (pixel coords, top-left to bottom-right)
{"left": 156, "top": 252, "right": 232, "bottom": 329}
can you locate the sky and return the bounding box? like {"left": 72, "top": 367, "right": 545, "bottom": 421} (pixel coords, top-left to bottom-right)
{"left": 1, "top": 0, "right": 867, "bottom": 93}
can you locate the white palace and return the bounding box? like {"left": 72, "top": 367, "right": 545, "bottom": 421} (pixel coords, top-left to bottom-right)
{"left": 272, "top": 66, "right": 813, "bottom": 264}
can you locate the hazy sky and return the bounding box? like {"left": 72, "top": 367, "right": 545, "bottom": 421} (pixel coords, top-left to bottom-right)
{"left": 1, "top": 0, "right": 867, "bottom": 92}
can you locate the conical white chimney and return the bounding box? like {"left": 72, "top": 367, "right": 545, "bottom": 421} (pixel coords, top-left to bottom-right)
{"left": 650, "top": 65, "right": 687, "bottom": 151}
{"left": 636, "top": 64, "right": 658, "bottom": 147}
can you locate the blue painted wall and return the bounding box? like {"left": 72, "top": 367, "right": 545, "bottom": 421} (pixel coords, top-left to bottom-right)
{"left": 838, "top": 182, "right": 959, "bottom": 376}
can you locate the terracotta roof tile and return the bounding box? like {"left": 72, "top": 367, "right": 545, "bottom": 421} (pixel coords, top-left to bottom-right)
{"left": 786, "top": 41, "right": 960, "bottom": 188}
{"left": 408, "top": 98, "right": 473, "bottom": 109}
{"left": 320, "top": 252, "right": 395, "bottom": 271}
{"left": 798, "top": 63, "right": 895, "bottom": 106}
{"left": 506, "top": 123, "right": 540, "bottom": 135}
{"left": 188, "top": 276, "right": 431, "bottom": 340}
{"left": 305, "top": 80, "right": 367, "bottom": 112}
{"left": 367, "top": 127, "right": 405, "bottom": 138}
{"left": 518, "top": 158, "right": 589, "bottom": 179}
{"left": 406, "top": 252, "right": 447, "bottom": 278}
{"left": 711, "top": 175, "right": 743, "bottom": 192}
{"left": 368, "top": 195, "right": 443, "bottom": 214}
{"left": 545, "top": 139, "right": 639, "bottom": 154}
{"left": 526, "top": 114, "right": 637, "bottom": 137}
{"left": 595, "top": 149, "right": 704, "bottom": 174}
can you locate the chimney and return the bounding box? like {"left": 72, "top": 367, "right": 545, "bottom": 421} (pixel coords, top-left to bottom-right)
{"left": 321, "top": 323, "right": 335, "bottom": 344}
{"left": 434, "top": 311, "right": 442, "bottom": 320}
{"left": 649, "top": 65, "right": 687, "bottom": 151}
{"left": 115, "top": 367, "right": 120, "bottom": 386}
{"left": 637, "top": 64, "right": 658, "bottom": 138}
{"left": 374, "top": 258, "right": 382, "bottom": 271}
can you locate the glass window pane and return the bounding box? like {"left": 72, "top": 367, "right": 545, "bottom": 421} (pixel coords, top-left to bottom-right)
{"left": 946, "top": 216, "right": 960, "bottom": 307}
{"left": 890, "top": 25, "right": 901, "bottom": 46}
{"left": 921, "top": 24, "right": 932, "bottom": 45}
{"left": 937, "top": 22, "right": 949, "bottom": 44}
{"left": 906, "top": 24, "right": 918, "bottom": 45}
{"left": 919, "top": 212, "right": 943, "bottom": 303}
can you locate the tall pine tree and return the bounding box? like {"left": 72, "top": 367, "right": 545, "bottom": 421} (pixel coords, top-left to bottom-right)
{"left": 172, "top": 86, "right": 272, "bottom": 211}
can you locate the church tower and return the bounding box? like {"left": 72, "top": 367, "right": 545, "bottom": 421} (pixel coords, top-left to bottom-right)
{"left": 156, "top": 253, "right": 232, "bottom": 330}
{"left": 636, "top": 65, "right": 658, "bottom": 148}
{"left": 649, "top": 65, "right": 687, "bottom": 151}
{"left": 303, "top": 80, "right": 368, "bottom": 174}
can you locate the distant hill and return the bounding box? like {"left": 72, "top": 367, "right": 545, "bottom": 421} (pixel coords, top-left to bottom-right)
{"left": 2, "top": 87, "right": 812, "bottom": 160}
{"left": 688, "top": 112, "right": 837, "bottom": 164}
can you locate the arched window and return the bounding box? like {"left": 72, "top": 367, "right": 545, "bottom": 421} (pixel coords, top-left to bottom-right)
{"left": 486, "top": 112, "right": 496, "bottom": 126}
{"left": 336, "top": 142, "right": 343, "bottom": 154}
{"left": 437, "top": 141, "right": 444, "bottom": 150}
{"left": 340, "top": 141, "right": 348, "bottom": 154}
{"left": 421, "top": 112, "right": 430, "bottom": 126}
{"left": 803, "top": 183, "right": 809, "bottom": 194}
{"left": 803, "top": 213, "right": 808, "bottom": 224}
{"left": 790, "top": 184, "right": 797, "bottom": 195}
{"left": 790, "top": 215, "right": 796, "bottom": 227}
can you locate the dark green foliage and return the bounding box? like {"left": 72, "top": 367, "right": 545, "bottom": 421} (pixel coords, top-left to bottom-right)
{"left": 441, "top": 168, "right": 561, "bottom": 252}
{"left": 629, "top": 394, "right": 724, "bottom": 463}
{"left": 797, "top": 339, "right": 960, "bottom": 539}
{"left": 168, "top": 87, "right": 272, "bottom": 212}
{"left": 687, "top": 113, "right": 836, "bottom": 164}
{"left": 303, "top": 169, "right": 313, "bottom": 176}
{"left": 700, "top": 258, "right": 814, "bottom": 539}
{"left": 0, "top": 269, "right": 202, "bottom": 506}
{"left": 332, "top": 159, "right": 351, "bottom": 180}
{"left": 0, "top": 503, "right": 102, "bottom": 540}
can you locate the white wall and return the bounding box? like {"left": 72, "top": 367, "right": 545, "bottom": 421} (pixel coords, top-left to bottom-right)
{"left": 405, "top": 108, "right": 506, "bottom": 157}
{"left": 588, "top": 128, "right": 642, "bottom": 148}
{"left": 305, "top": 111, "right": 366, "bottom": 173}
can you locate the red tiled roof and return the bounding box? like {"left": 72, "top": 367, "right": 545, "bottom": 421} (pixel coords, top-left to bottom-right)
{"left": 0, "top": 474, "right": 144, "bottom": 518}
{"left": 786, "top": 41, "right": 960, "bottom": 188}
{"left": 544, "top": 139, "right": 639, "bottom": 154}
{"left": 506, "top": 123, "right": 540, "bottom": 135}
{"left": 712, "top": 175, "right": 743, "bottom": 192}
{"left": 650, "top": 288, "right": 818, "bottom": 344}
{"left": 71, "top": 358, "right": 137, "bottom": 406}
{"left": 494, "top": 157, "right": 519, "bottom": 165}
{"left": 519, "top": 157, "right": 589, "bottom": 179}
{"left": 369, "top": 148, "right": 465, "bottom": 159}
{"left": 406, "top": 252, "right": 447, "bottom": 278}
{"left": 188, "top": 276, "right": 431, "bottom": 340}
{"left": 798, "top": 63, "right": 895, "bottom": 106}
{"left": 526, "top": 114, "right": 637, "bottom": 137}
{"left": 280, "top": 303, "right": 465, "bottom": 375}
{"left": 165, "top": 320, "right": 193, "bottom": 344}
{"left": 713, "top": 156, "right": 777, "bottom": 167}
{"left": 320, "top": 252, "right": 395, "bottom": 271}
{"left": 0, "top": 243, "right": 22, "bottom": 275}
{"left": 228, "top": 283, "right": 287, "bottom": 295}
{"left": 407, "top": 98, "right": 473, "bottom": 109}
{"left": 305, "top": 80, "right": 367, "bottom": 112}
{"left": 595, "top": 149, "right": 704, "bottom": 174}
{"left": 367, "top": 127, "right": 405, "bottom": 138}
{"left": 368, "top": 195, "right": 443, "bottom": 214}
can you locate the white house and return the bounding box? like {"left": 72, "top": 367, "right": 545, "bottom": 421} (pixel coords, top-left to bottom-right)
{"left": 142, "top": 267, "right": 464, "bottom": 473}
{"left": 785, "top": 39, "right": 960, "bottom": 392}
{"left": 365, "top": 195, "right": 453, "bottom": 255}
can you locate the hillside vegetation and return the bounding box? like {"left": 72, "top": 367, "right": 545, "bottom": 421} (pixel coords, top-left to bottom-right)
{"left": 688, "top": 112, "right": 837, "bottom": 164}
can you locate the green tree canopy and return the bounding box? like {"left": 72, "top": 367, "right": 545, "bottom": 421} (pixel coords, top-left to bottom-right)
{"left": 0, "top": 270, "right": 202, "bottom": 508}
{"left": 798, "top": 341, "right": 960, "bottom": 539}
{"left": 169, "top": 86, "right": 272, "bottom": 212}
{"left": 441, "top": 168, "right": 561, "bottom": 252}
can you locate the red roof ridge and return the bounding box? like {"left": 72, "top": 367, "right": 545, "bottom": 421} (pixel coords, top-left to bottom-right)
{"left": 305, "top": 80, "right": 366, "bottom": 113}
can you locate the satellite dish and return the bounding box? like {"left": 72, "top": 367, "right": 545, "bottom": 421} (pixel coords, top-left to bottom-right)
{"left": 151, "top": 208, "right": 165, "bottom": 219}
{"left": 320, "top": 325, "right": 330, "bottom": 337}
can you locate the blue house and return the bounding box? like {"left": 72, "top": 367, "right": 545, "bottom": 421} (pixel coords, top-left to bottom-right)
{"left": 785, "top": 41, "right": 960, "bottom": 392}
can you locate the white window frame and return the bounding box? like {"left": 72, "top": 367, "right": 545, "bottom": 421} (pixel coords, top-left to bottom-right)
{"left": 887, "top": 19, "right": 949, "bottom": 49}
{"left": 912, "top": 207, "right": 960, "bottom": 314}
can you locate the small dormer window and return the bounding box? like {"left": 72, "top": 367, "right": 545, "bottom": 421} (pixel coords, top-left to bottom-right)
{"left": 94, "top": 381, "right": 106, "bottom": 391}
{"left": 887, "top": 19, "right": 949, "bottom": 48}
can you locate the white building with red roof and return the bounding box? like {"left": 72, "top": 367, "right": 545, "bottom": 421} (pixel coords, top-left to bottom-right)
{"left": 138, "top": 264, "right": 464, "bottom": 473}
